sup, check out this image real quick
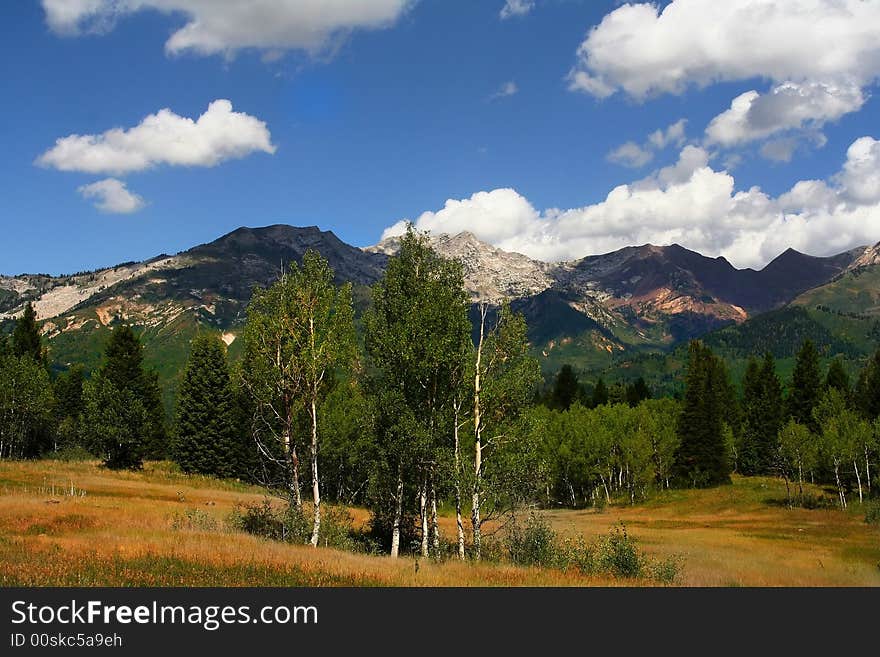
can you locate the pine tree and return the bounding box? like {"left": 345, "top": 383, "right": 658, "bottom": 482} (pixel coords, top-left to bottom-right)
{"left": 12, "top": 303, "right": 43, "bottom": 364}
{"left": 173, "top": 333, "right": 238, "bottom": 478}
{"left": 739, "top": 353, "right": 783, "bottom": 475}
{"left": 53, "top": 365, "right": 85, "bottom": 449}
{"left": 788, "top": 339, "right": 821, "bottom": 431}
{"left": 673, "top": 341, "right": 732, "bottom": 487}
{"left": 854, "top": 349, "right": 880, "bottom": 420}
{"left": 95, "top": 325, "right": 167, "bottom": 460}
{"left": 825, "top": 358, "right": 851, "bottom": 398}
{"left": 626, "top": 377, "right": 651, "bottom": 407}
{"left": 591, "top": 378, "right": 609, "bottom": 408}
{"left": 549, "top": 364, "right": 579, "bottom": 410}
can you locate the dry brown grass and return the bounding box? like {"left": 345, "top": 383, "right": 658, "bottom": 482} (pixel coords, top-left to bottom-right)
{"left": 0, "top": 460, "right": 877, "bottom": 587}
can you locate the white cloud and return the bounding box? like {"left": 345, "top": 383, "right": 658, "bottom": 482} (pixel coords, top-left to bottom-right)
{"left": 609, "top": 119, "right": 687, "bottom": 168}
{"left": 41, "top": 0, "right": 412, "bottom": 56}
{"left": 36, "top": 99, "right": 275, "bottom": 175}
{"left": 607, "top": 142, "right": 654, "bottom": 168}
{"left": 705, "top": 81, "right": 865, "bottom": 148}
{"left": 385, "top": 137, "right": 880, "bottom": 269}
{"left": 490, "top": 81, "right": 519, "bottom": 101}
{"left": 568, "top": 0, "right": 880, "bottom": 100}
{"left": 648, "top": 119, "right": 687, "bottom": 150}
{"left": 78, "top": 178, "right": 146, "bottom": 214}
{"left": 500, "top": 0, "right": 535, "bottom": 20}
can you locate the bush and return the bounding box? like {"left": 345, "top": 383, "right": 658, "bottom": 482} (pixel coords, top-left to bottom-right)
{"left": 231, "top": 500, "right": 359, "bottom": 550}
{"left": 593, "top": 524, "right": 642, "bottom": 578}
{"left": 506, "top": 513, "right": 557, "bottom": 567}
{"left": 45, "top": 446, "right": 93, "bottom": 462}
{"left": 503, "top": 517, "right": 682, "bottom": 583}
{"left": 865, "top": 500, "right": 880, "bottom": 526}
{"left": 231, "top": 500, "right": 285, "bottom": 541}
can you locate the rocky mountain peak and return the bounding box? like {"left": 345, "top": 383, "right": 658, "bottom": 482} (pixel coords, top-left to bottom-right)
{"left": 849, "top": 241, "right": 880, "bottom": 269}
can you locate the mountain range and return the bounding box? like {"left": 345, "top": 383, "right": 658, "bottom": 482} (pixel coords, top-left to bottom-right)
{"left": 2, "top": 224, "right": 879, "bottom": 401}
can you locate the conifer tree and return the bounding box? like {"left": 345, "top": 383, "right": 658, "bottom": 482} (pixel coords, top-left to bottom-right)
{"left": 825, "top": 358, "right": 851, "bottom": 398}
{"left": 673, "top": 341, "right": 732, "bottom": 487}
{"left": 854, "top": 350, "right": 880, "bottom": 420}
{"left": 591, "top": 378, "right": 609, "bottom": 408}
{"left": 549, "top": 364, "right": 579, "bottom": 410}
{"left": 84, "top": 325, "right": 167, "bottom": 464}
{"left": 12, "top": 302, "right": 43, "bottom": 364}
{"left": 788, "top": 339, "right": 821, "bottom": 431}
{"left": 173, "top": 333, "right": 238, "bottom": 478}
{"left": 739, "top": 353, "right": 783, "bottom": 475}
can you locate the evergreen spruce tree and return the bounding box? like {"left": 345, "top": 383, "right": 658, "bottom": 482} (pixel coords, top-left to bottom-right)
{"left": 96, "top": 325, "right": 167, "bottom": 460}
{"left": 788, "top": 339, "right": 821, "bottom": 431}
{"left": 549, "top": 364, "right": 580, "bottom": 410}
{"left": 739, "top": 353, "right": 783, "bottom": 475}
{"left": 824, "top": 359, "right": 851, "bottom": 398}
{"left": 626, "top": 377, "right": 651, "bottom": 407}
{"left": 591, "top": 378, "right": 609, "bottom": 408}
{"left": 854, "top": 349, "right": 880, "bottom": 420}
{"left": 673, "top": 341, "right": 732, "bottom": 487}
{"left": 53, "top": 365, "right": 85, "bottom": 449}
{"left": 12, "top": 302, "right": 43, "bottom": 364}
{"left": 173, "top": 333, "right": 238, "bottom": 478}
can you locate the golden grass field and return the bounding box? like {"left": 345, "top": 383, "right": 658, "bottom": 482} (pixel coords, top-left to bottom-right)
{"left": 0, "top": 459, "right": 877, "bottom": 587}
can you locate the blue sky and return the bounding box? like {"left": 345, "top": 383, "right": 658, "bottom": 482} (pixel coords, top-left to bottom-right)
{"left": 2, "top": 1, "right": 880, "bottom": 275}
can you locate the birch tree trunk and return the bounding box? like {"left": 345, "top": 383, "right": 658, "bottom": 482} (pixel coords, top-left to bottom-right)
{"left": 834, "top": 460, "right": 847, "bottom": 509}
{"left": 283, "top": 422, "right": 302, "bottom": 509}
{"left": 453, "top": 402, "right": 466, "bottom": 560}
{"left": 853, "top": 459, "right": 863, "bottom": 504}
{"left": 419, "top": 476, "right": 429, "bottom": 558}
{"left": 390, "top": 467, "right": 404, "bottom": 558}
{"left": 430, "top": 474, "right": 440, "bottom": 556}
{"left": 309, "top": 396, "right": 321, "bottom": 547}
{"left": 471, "top": 304, "right": 486, "bottom": 561}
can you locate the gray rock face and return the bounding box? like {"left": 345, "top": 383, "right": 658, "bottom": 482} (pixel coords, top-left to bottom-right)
{"left": 368, "top": 232, "right": 553, "bottom": 303}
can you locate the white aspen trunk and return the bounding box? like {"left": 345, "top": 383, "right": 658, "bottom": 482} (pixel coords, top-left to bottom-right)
{"left": 390, "top": 467, "right": 404, "bottom": 558}
{"left": 471, "top": 304, "right": 486, "bottom": 561}
{"left": 865, "top": 445, "right": 871, "bottom": 494}
{"left": 283, "top": 425, "right": 302, "bottom": 510}
{"left": 430, "top": 475, "right": 440, "bottom": 556}
{"left": 834, "top": 461, "right": 847, "bottom": 509}
{"left": 419, "top": 476, "right": 429, "bottom": 558}
{"left": 309, "top": 396, "right": 321, "bottom": 547}
{"left": 853, "top": 459, "right": 863, "bottom": 504}
{"left": 453, "top": 403, "right": 465, "bottom": 560}
{"left": 600, "top": 474, "right": 611, "bottom": 503}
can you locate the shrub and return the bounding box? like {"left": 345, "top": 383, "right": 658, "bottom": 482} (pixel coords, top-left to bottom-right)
{"left": 230, "top": 500, "right": 285, "bottom": 541}
{"left": 506, "top": 513, "right": 557, "bottom": 567}
{"left": 866, "top": 500, "right": 880, "bottom": 526}
{"left": 231, "top": 500, "right": 359, "bottom": 550}
{"left": 593, "top": 523, "right": 642, "bottom": 578}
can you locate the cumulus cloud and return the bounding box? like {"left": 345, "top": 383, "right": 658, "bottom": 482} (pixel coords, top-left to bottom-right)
{"left": 36, "top": 99, "right": 275, "bottom": 175}
{"left": 77, "top": 178, "right": 146, "bottom": 214}
{"left": 568, "top": 0, "right": 880, "bottom": 100}
{"left": 608, "top": 119, "right": 687, "bottom": 168}
{"left": 41, "top": 0, "right": 412, "bottom": 56}
{"left": 384, "top": 137, "right": 880, "bottom": 269}
{"left": 607, "top": 142, "right": 654, "bottom": 168}
{"left": 500, "top": 0, "right": 535, "bottom": 20}
{"left": 569, "top": 1, "right": 880, "bottom": 160}
{"left": 705, "top": 81, "right": 865, "bottom": 148}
